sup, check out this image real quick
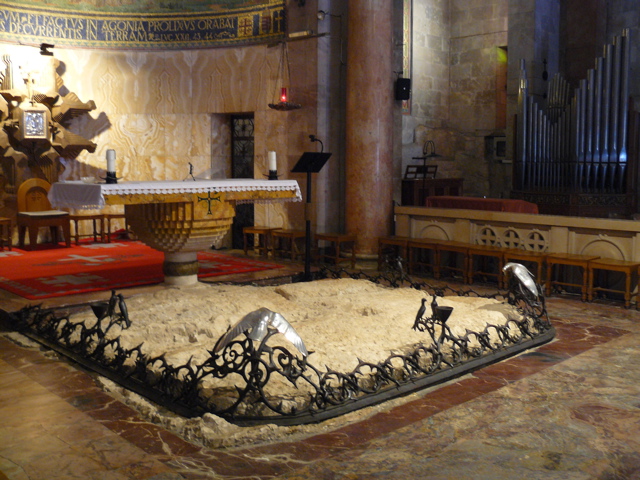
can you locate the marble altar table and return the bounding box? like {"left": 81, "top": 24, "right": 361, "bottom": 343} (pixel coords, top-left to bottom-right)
{"left": 49, "top": 179, "right": 302, "bottom": 285}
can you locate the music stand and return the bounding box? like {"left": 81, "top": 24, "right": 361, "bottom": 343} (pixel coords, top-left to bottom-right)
{"left": 292, "top": 152, "right": 332, "bottom": 280}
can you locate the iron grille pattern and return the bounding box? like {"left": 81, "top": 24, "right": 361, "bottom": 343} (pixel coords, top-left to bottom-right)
{"left": 8, "top": 267, "right": 554, "bottom": 426}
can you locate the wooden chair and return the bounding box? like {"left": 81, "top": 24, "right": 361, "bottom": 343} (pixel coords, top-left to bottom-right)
{"left": 16, "top": 178, "right": 71, "bottom": 249}
{"left": 0, "top": 217, "right": 12, "bottom": 251}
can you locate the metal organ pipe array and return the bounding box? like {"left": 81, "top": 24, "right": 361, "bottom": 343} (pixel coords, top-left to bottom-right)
{"left": 516, "top": 29, "right": 630, "bottom": 194}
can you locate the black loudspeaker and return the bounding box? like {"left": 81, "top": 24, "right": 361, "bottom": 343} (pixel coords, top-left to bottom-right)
{"left": 395, "top": 78, "right": 411, "bottom": 100}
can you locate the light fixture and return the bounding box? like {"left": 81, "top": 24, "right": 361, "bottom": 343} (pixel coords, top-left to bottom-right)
{"left": 317, "top": 10, "right": 341, "bottom": 21}
{"left": 309, "top": 134, "right": 324, "bottom": 152}
{"left": 411, "top": 140, "right": 442, "bottom": 205}
{"left": 422, "top": 140, "right": 441, "bottom": 158}
{"left": 39, "top": 43, "right": 54, "bottom": 56}
{"left": 268, "top": 42, "right": 301, "bottom": 111}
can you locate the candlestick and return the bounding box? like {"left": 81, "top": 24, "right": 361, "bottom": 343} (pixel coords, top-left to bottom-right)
{"left": 106, "top": 149, "right": 116, "bottom": 172}
{"left": 267, "top": 151, "right": 278, "bottom": 180}
{"left": 106, "top": 149, "right": 117, "bottom": 184}
{"left": 268, "top": 151, "right": 277, "bottom": 171}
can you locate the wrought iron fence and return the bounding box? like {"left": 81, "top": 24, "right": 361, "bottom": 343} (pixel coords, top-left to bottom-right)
{"left": 8, "top": 264, "right": 554, "bottom": 426}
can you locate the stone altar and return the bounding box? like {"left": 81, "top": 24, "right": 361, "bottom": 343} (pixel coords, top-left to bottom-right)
{"left": 49, "top": 179, "right": 302, "bottom": 285}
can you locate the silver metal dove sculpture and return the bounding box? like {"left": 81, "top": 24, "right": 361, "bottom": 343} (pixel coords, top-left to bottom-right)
{"left": 214, "top": 307, "right": 309, "bottom": 357}
{"left": 503, "top": 262, "right": 540, "bottom": 299}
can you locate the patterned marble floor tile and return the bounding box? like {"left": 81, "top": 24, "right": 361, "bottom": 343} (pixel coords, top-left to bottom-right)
{"left": 2, "top": 293, "right": 640, "bottom": 479}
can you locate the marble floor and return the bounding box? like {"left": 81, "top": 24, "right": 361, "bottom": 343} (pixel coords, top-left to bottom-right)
{"left": 1, "top": 257, "right": 640, "bottom": 479}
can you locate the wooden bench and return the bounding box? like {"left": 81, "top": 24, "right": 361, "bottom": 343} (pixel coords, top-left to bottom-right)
{"left": 104, "top": 214, "right": 129, "bottom": 242}
{"left": 407, "top": 238, "right": 441, "bottom": 278}
{"left": 588, "top": 258, "right": 640, "bottom": 309}
{"left": 243, "top": 226, "right": 278, "bottom": 257}
{"left": 272, "top": 229, "right": 306, "bottom": 260}
{"left": 381, "top": 234, "right": 640, "bottom": 308}
{"left": 545, "top": 253, "right": 600, "bottom": 301}
{"left": 435, "top": 240, "right": 470, "bottom": 283}
{"left": 69, "top": 213, "right": 104, "bottom": 245}
{"left": 468, "top": 244, "right": 506, "bottom": 287}
{"left": 503, "top": 249, "right": 548, "bottom": 284}
{"left": 378, "top": 235, "right": 410, "bottom": 270}
{"left": 0, "top": 217, "right": 11, "bottom": 251}
{"left": 315, "top": 233, "right": 356, "bottom": 268}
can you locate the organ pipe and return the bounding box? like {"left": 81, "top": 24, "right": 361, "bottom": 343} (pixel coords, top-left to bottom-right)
{"left": 516, "top": 30, "right": 631, "bottom": 193}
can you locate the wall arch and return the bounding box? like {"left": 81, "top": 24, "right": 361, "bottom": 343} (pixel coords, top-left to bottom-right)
{"left": 417, "top": 224, "right": 450, "bottom": 240}
{"left": 581, "top": 238, "right": 625, "bottom": 260}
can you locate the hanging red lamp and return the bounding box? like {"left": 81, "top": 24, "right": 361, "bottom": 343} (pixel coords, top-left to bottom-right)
{"left": 268, "top": 42, "right": 301, "bottom": 111}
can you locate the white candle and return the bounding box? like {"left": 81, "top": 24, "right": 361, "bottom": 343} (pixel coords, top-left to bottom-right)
{"left": 106, "top": 149, "right": 116, "bottom": 172}
{"left": 268, "top": 151, "right": 277, "bottom": 171}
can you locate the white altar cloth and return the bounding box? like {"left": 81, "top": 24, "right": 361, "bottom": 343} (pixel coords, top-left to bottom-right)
{"left": 49, "top": 179, "right": 302, "bottom": 209}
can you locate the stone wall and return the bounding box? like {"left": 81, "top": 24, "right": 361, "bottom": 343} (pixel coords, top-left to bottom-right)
{"left": 0, "top": 31, "right": 317, "bottom": 243}
{"left": 402, "top": 0, "right": 510, "bottom": 200}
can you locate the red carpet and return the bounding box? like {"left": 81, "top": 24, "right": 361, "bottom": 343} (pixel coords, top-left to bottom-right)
{"left": 0, "top": 241, "right": 283, "bottom": 300}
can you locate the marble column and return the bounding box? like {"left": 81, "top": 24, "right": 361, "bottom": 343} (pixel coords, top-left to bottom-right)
{"left": 345, "top": 0, "right": 395, "bottom": 256}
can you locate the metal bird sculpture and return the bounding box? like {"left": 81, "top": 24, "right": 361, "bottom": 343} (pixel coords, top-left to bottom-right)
{"left": 413, "top": 297, "right": 428, "bottom": 330}
{"left": 107, "top": 289, "right": 118, "bottom": 316}
{"left": 90, "top": 290, "right": 131, "bottom": 330}
{"left": 117, "top": 293, "right": 131, "bottom": 328}
{"left": 503, "top": 262, "right": 540, "bottom": 299}
{"left": 430, "top": 295, "right": 438, "bottom": 317}
{"left": 214, "top": 307, "right": 309, "bottom": 357}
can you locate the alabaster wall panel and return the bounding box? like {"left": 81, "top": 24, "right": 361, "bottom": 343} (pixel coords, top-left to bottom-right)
{"left": 154, "top": 51, "right": 199, "bottom": 115}
{"left": 189, "top": 113, "right": 214, "bottom": 157}
{"left": 228, "top": 48, "right": 270, "bottom": 113}
{"left": 191, "top": 48, "right": 230, "bottom": 113}
{"left": 210, "top": 114, "right": 232, "bottom": 179}
{"left": 118, "top": 152, "right": 156, "bottom": 182}
{"left": 161, "top": 114, "right": 211, "bottom": 158}
{"left": 59, "top": 49, "right": 191, "bottom": 116}
{"left": 107, "top": 114, "right": 164, "bottom": 157}
{"left": 255, "top": 203, "right": 288, "bottom": 230}
{"left": 190, "top": 46, "right": 274, "bottom": 114}
{"left": 49, "top": 43, "right": 306, "bottom": 185}
{"left": 189, "top": 50, "right": 226, "bottom": 113}
{"left": 254, "top": 108, "right": 295, "bottom": 176}
{"left": 98, "top": 52, "right": 148, "bottom": 115}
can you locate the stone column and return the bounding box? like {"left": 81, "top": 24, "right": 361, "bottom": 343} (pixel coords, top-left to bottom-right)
{"left": 345, "top": 0, "right": 395, "bottom": 256}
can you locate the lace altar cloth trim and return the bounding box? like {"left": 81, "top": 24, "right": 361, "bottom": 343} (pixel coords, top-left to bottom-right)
{"left": 49, "top": 180, "right": 302, "bottom": 209}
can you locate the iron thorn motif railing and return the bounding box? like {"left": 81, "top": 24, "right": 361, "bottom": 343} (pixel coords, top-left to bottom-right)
{"left": 8, "top": 264, "right": 554, "bottom": 426}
